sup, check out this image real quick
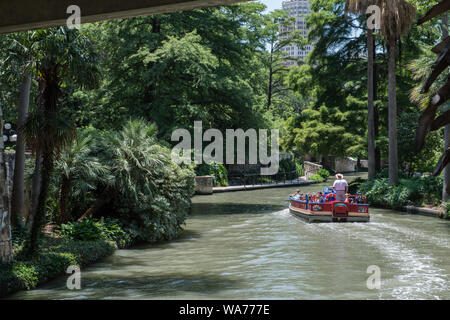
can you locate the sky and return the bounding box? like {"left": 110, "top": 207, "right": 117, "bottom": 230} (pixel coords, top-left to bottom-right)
{"left": 257, "top": 0, "right": 284, "bottom": 13}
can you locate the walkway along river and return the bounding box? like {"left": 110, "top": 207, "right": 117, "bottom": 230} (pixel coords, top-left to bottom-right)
{"left": 7, "top": 173, "right": 450, "bottom": 299}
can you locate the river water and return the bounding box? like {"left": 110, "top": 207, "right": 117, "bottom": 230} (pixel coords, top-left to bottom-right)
{"left": 8, "top": 173, "right": 450, "bottom": 300}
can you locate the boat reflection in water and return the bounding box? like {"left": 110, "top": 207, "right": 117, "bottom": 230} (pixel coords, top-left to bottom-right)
{"left": 289, "top": 187, "right": 370, "bottom": 223}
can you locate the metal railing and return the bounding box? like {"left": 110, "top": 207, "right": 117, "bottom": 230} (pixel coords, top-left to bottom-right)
{"left": 226, "top": 170, "right": 303, "bottom": 187}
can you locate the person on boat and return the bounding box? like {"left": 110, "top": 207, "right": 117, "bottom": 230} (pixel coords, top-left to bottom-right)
{"left": 332, "top": 173, "right": 348, "bottom": 202}
{"left": 325, "top": 192, "right": 336, "bottom": 202}
{"left": 292, "top": 189, "right": 301, "bottom": 199}
{"left": 318, "top": 192, "right": 324, "bottom": 203}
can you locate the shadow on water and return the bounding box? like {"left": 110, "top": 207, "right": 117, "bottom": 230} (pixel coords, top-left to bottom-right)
{"left": 191, "top": 202, "right": 286, "bottom": 216}
{"left": 9, "top": 272, "right": 241, "bottom": 300}
{"left": 79, "top": 273, "right": 240, "bottom": 296}
{"left": 126, "top": 229, "right": 204, "bottom": 252}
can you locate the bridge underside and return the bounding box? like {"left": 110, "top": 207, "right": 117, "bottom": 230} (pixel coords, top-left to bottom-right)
{"left": 0, "top": 0, "right": 247, "bottom": 34}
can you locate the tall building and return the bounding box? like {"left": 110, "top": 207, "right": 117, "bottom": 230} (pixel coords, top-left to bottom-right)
{"left": 280, "top": 0, "right": 313, "bottom": 66}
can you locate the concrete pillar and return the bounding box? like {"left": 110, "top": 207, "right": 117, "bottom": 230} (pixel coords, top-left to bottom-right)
{"left": 195, "top": 176, "right": 213, "bottom": 195}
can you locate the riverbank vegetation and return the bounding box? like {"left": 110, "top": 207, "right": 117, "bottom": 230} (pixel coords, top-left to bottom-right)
{"left": 0, "top": 224, "right": 117, "bottom": 297}
{"left": 358, "top": 175, "right": 443, "bottom": 209}
{"left": 0, "top": 2, "right": 304, "bottom": 290}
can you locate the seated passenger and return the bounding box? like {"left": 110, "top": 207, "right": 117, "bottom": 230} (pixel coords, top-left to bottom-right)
{"left": 318, "top": 192, "right": 324, "bottom": 203}
{"left": 291, "top": 189, "right": 301, "bottom": 199}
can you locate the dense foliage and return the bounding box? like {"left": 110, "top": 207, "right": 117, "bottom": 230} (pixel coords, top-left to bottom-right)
{"left": 195, "top": 162, "right": 228, "bottom": 187}
{"left": 359, "top": 176, "right": 443, "bottom": 208}
{"left": 58, "top": 218, "right": 132, "bottom": 248}
{"left": 0, "top": 232, "right": 116, "bottom": 297}
{"left": 309, "top": 174, "right": 325, "bottom": 183}
{"left": 280, "top": 0, "right": 444, "bottom": 174}
{"left": 58, "top": 120, "right": 195, "bottom": 243}
{"left": 317, "top": 169, "right": 331, "bottom": 180}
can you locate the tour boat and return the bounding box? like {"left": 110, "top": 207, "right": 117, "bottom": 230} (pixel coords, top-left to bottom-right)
{"left": 289, "top": 188, "right": 370, "bottom": 223}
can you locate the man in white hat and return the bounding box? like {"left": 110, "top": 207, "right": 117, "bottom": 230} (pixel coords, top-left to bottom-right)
{"left": 332, "top": 173, "right": 348, "bottom": 202}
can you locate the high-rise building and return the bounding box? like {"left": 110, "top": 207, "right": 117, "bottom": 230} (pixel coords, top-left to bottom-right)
{"left": 280, "top": 0, "right": 313, "bottom": 66}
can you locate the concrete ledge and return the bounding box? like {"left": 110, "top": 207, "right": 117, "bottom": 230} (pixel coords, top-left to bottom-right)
{"left": 213, "top": 180, "right": 316, "bottom": 193}
{"left": 402, "top": 205, "right": 443, "bottom": 218}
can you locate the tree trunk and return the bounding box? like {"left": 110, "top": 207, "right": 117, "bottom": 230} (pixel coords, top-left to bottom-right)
{"left": 77, "top": 186, "right": 113, "bottom": 222}
{"left": 26, "top": 151, "right": 53, "bottom": 256}
{"left": 0, "top": 103, "right": 13, "bottom": 263}
{"left": 267, "top": 42, "right": 274, "bottom": 110}
{"left": 388, "top": 36, "right": 398, "bottom": 184}
{"left": 367, "top": 29, "right": 376, "bottom": 179}
{"left": 26, "top": 150, "right": 42, "bottom": 229}
{"left": 59, "top": 176, "right": 71, "bottom": 224}
{"left": 374, "top": 42, "right": 381, "bottom": 172}
{"left": 442, "top": 14, "right": 449, "bottom": 201}
{"left": 11, "top": 74, "right": 31, "bottom": 226}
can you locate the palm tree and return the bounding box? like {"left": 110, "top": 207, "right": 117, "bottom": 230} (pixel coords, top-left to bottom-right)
{"left": 376, "top": 0, "right": 416, "bottom": 184}
{"left": 345, "top": 0, "right": 379, "bottom": 179}
{"left": 55, "top": 135, "right": 110, "bottom": 224}
{"left": 77, "top": 120, "right": 163, "bottom": 221}
{"left": 6, "top": 32, "right": 38, "bottom": 227}
{"left": 440, "top": 13, "right": 448, "bottom": 200}
{"left": 413, "top": 2, "right": 450, "bottom": 196}
{"left": 24, "top": 27, "right": 100, "bottom": 255}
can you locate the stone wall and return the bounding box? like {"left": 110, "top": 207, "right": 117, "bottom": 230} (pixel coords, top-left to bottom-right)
{"left": 303, "top": 161, "right": 322, "bottom": 179}
{"left": 333, "top": 157, "right": 357, "bottom": 173}
{"left": 360, "top": 160, "right": 368, "bottom": 168}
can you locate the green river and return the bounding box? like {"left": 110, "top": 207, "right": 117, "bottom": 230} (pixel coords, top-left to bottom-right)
{"left": 8, "top": 173, "right": 450, "bottom": 299}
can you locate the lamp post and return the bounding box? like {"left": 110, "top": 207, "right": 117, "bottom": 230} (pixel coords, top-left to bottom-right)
{"left": 3, "top": 123, "right": 17, "bottom": 145}
{"left": 0, "top": 103, "right": 13, "bottom": 263}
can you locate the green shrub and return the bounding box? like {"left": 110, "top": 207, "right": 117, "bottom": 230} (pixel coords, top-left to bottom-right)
{"left": 195, "top": 162, "right": 228, "bottom": 186}
{"left": 58, "top": 218, "right": 132, "bottom": 248}
{"left": 375, "top": 168, "right": 409, "bottom": 179}
{"left": 279, "top": 157, "right": 296, "bottom": 173}
{"left": 317, "top": 169, "right": 330, "bottom": 180}
{"left": 296, "top": 163, "right": 304, "bottom": 177}
{"left": 0, "top": 235, "right": 115, "bottom": 297}
{"left": 358, "top": 176, "right": 443, "bottom": 209}
{"left": 97, "top": 120, "right": 196, "bottom": 243}
{"left": 309, "top": 174, "right": 324, "bottom": 183}
{"left": 59, "top": 218, "right": 105, "bottom": 241}
{"left": 445, "top": 202, "right": 450, "bottom": 219}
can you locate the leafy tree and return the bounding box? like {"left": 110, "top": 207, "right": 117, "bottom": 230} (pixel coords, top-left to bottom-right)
{"left": 24, "top": 27, "right": 100, "bottom": 255}
{"left": 345, "top": 0, "right": 379, "bottom": 179}
{"left": 262, "top": 9, "right": 304, "bottom": 110}
{"left": 68, "top": 5, "right": 270, "bottom": 141}
{"left": 0, "top": 31, "right": 39, "bottom": 226}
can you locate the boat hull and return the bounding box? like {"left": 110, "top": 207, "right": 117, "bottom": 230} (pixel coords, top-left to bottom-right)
{"left": 289, "top": 199, "right": 370, "bottom": 223}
